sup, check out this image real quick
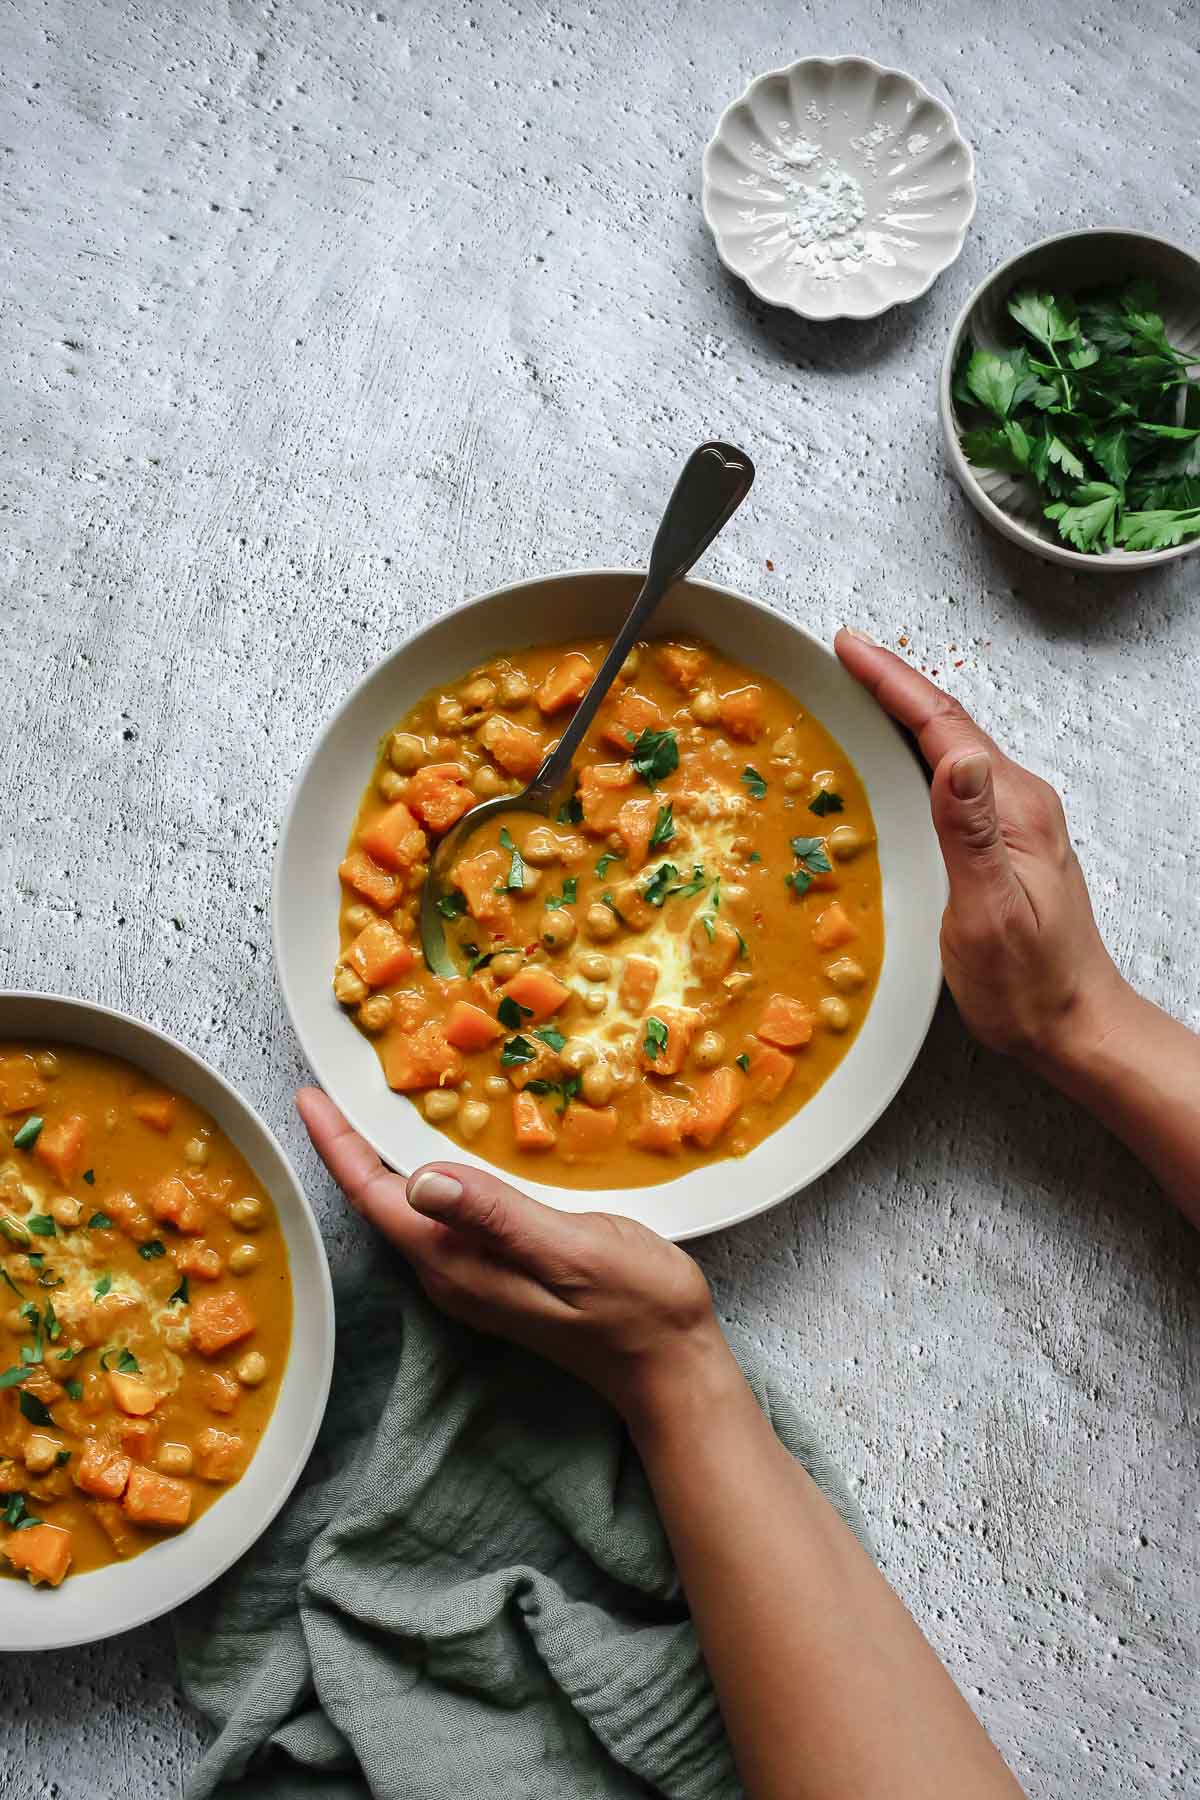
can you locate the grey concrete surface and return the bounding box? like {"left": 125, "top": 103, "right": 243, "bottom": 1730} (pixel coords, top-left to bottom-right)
{"left": 1, "top": 0, "right": 1198, "bottom": 1794}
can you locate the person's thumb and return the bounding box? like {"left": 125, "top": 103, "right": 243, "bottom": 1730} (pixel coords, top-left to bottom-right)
{"left": 930, "top": 748, "right": 1021, "bottom": 920}
{"left": 407, "top": 1162, "right": 576, "bottom": 1277}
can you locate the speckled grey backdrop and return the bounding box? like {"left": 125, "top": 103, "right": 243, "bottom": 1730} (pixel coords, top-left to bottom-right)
{"left": 2, "top": 0, "right": 1198, "bottom": 1793}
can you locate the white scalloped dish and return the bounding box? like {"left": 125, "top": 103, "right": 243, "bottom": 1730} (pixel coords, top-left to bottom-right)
{"left": 702, "top": 56, "right": 976, "bottom": 322}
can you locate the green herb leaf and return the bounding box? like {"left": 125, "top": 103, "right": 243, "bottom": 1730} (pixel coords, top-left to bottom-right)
{"left": 497, "top": 995, "right": 533, "bottom": 1031}
{"left": 600, "top": 890, "right": 625, "bottom": 921}
{"left": 436, "top": 890, "right": 468, "bottom": 920}
{"left": 0, "top": 1215, "right": 31, "bottom": 1247}
{"left": 26, "top": 1215, "right": 56, "bottom": 1238}
{"left": 648, "top": 803, "right": 676, "bottom": 850}
{"left": 0, "top": 1366, "right": 28, "bottom": 1389}
{"left": 1044, "top": 482, "right": 1121, "bottom": 552}
{"left": 82, "top": 1168, "right": 95, "bottom": 1185}
{"left": 499, "top": 1035, "right": 537, "bottom": 1067}
{"left": 594, "top": 851, "right": 622, "bottom": 880}
{"left": 533, "top": 1026, "right": 566, "bottom": 1054}
{"left": 1008, "top": 287, "right": 1078, "bottom": 350}
{"left": 138, "top": 1240, "right": 166, "bottom": 1261}
{"left": 12, "top": 1116, "right": 44, "bottom": 1150}
{"left": 556, "top": 790, "right": 583, "bottom": 826}
{"left": 0, "top": 1267, "right": 22, "bottom": 1297}
{"left": 25, "top": 1253, "right": 43, "bottom": 1269}
{"left": 748, "top": 851, "right": 761, "bottom": 864}
{"left": 544, "top": 876, "right": 578, "bottom": 910}
{"left": 740, "top": 766, "right": 767, "bottom": 801}
{"left": 99, "top": 1347, "right": 140, "bottom": 1374}
{"left": 642, "top": 1017, "right": 669, "bottom": 1063}
{"left": 54, "top": 1449, "right": 71, "bottom": 1468}
{"left": 628, "top": 727, "right": 679, "bottom": 788}
{"left": 790, "top": 836, "right": 833, "bottom": 876}
{"left": 555, "top": 1074, "right": 581, "bottom": 1115}
{"left": 64, "top": 1378, "right": 83, "bottom": 1401}
{"left": 43, "top": 1299, "right": 60, "bottom": 1342}
{"left": 665, "top": 865, "right": 708, "bottom": 900}
{"left": 735, "top": 930, "right": 749, "bottom": 959}
{"left": 92, "top": 1272, "right": 113, "bottom": 1300}
{"left": 735, "top": 1052, "right": 750, "bottom": 1073}
{"left": 169, "top": 1275, "right": 189, "bottom": 1307}
{"left": 497, "top": 827, "right": 526, "bottom": 892}
{"left": 1115, "top": 505, "right": 1200, "bottom": 551}
{"left": 56, "top": 1346, "right": 76, "bottom": 1362}
{"left": 86, "top": 1212, "right": 114, "bottom": 1230}
{"left": 18, "top": 1390, "right": 54, "bottom": 1427}
{"left": 808, "top": 790, "right": 844, "bottom": 817}
{"left": 642, "top": 863, "right": 679, "bottom": 908}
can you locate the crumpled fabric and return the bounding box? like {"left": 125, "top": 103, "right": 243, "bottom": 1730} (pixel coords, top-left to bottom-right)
{"left": 175, "top": 1244, "right": 870, "bottom": 1799}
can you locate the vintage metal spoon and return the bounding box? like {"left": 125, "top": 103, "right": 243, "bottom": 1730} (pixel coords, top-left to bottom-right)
{"left": 419, "top": 441, "right": 755, "bottom": 977}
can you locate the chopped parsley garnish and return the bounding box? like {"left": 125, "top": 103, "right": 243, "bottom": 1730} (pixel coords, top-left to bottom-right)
{"left": 556, "top": 789, "right": 583, "bottom": 826}
{"left": 0, "top": 1215, "right": 30, "bottom": 1247}
{"left": 532, "top": 1025, "right": 566, "bottom": 1053}
{"left": 666, "top": 865, "right": 707, "bottom": 900}
{"left": 497, "top": 995, "right": 533, "bottom": 1031}
{"left": 648, "top": 803, "right": 676, "bottom": 850}
{"left": 499, "top": 1034, "right": 537, "bottom": 1067}
{"left": 466, "top": 944, "right": 508, "bottom": 976}
{"left": 748, "top": 851, "right": 762, "bottom": 864}
{"left": 26, "top": 1215, "right": 56, "bottom": 1238}
{"left": 86, "top": 1212, "right": 114, "bottom": 1230}
{"left": 0, "top": 1366, "right": 28, "bottom": 1389}
{"left": 56, "top": 1346, "right": 77, "bottom": 1362}
{"left": 525, "top": 1074, "right": 581, "bottom": 1113}
{"left": 436, "top": 890, "right": 468, "bottom": 920}
{"left": 54, "top": 1449, "right": 71, "bottom": 1468}
{"left": 169, "top": 1275, "right": 189, "bottom": 1307}
{"left": 64, "top": 1378, "right": 83, "bottom": 1401}
{"left": 735, "top": 1052, "right": 750, "bottom": 1073}
{"left": 699, "top": 878, "right": 722, "bottom": 942}
{"left": 735, "top": 929, "right": 749, "bottom": 959}
{"left": 809, "top": 789, "right": 844, "bottom": 817}
{"left": 0, "top": 1267, "right": 22, "bottom": 1297}
{"left": 82, "top": 1168, "right": 95, "bottom": 1185}
{"left": 44, "top": 1299, "right": 60, "bottom": 1342}
{"left": 628, "top": 727, "right": 679, "bottom": 788}
{"left": 137, "top": 1240, "right": 166, "bottom": 1261}
{"left": 3, "top": 1493, "right": 40, "bottom": 1530}
{"left": 786, "top": 836, "right": 833, "bottom": 896}
{"left": 497, "top": 827, "right": 526, "bottom": 892}
{"left": 545, "top": 876, "right": 578, "bottom": 910}
{"left": 594, "top": 851, "right": 622, "bottom": 880}
{"left": 12, "top": 1116, "right": 44, "bottom": 1151}
{"left": 642, "top": 863, "right": 679, "bottom": 908}
{"left": 643, "top": 1017, "right": 669, "bottom": 1063}
{"left": 600, "top": 890, "right": 625, "bottom": 921}
{"left": 18, "top": 1390, "right": 54, "bottom": 1427}
{"left": 25, "top": 1253, "right": 43, "bottom": 1269}
{"left": 99, "top": 1347, "right": 140, "bottom": 1374}
{"left": 741, "top": 766, "right": 767, "bottom": 801}
{"left": 92, "top": 1272, "right": 113, "bottom": 1300}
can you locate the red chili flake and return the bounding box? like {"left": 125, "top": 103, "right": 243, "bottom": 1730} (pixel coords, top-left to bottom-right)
{"left": 898, "top": 634, "right": 909, "bottom": 648}
{"left": 766, "top": 558, "right": 775, "bottom": 571}
{"left": 954, "top": 659, "right": 965, "bottom": 669}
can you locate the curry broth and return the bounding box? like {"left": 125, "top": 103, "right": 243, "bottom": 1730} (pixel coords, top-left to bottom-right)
{"left": 0, "top": 1044, "right": 290, "bottom": 1585}
{"left": 336, "top": 635, "right": 884, "bottom": 1189}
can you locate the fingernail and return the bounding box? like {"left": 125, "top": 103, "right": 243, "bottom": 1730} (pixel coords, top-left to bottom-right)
{"left": 408, "top": 1170, "right": 463, "bottom": 1210}
{"left": 951, "top": 750, "right": 990, "bottom": 800}
{"left": 842, "top": 627, "right": 876, "bottom": 643}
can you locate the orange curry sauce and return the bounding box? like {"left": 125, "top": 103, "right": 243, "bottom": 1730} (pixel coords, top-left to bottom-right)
{"left": 336, "top": 635, "right": 883, "bottom": 1189}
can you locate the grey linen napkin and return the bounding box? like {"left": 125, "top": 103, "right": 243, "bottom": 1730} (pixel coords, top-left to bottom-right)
{"left": 175, "top": 1245, "right": 870, "bottom": 1800}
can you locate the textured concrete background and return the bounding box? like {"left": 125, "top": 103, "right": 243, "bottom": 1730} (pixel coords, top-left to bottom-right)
{"left": 1, "top": 0, "right": 1198, "bottom": 1793}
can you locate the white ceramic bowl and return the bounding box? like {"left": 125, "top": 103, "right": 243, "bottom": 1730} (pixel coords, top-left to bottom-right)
{"left": 701, "top": 56, "right": 975, "bottom": 321}
{"left": 0, "top": 992, "right": 334, "bottom": 1653}
{"left": 275, "top": 572, "right": 945, "bottom": 1241}
{"left": 940, "top": 228, "right": 1200, "bottom": 570}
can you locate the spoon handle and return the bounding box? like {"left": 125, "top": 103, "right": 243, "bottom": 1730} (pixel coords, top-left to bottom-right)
{"left": 527, "top": 441, "right": 755, "bottom": 802}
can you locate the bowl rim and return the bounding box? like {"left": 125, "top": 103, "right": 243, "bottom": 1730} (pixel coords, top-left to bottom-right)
{"left": 700, "top": 52, "right": 978, "bottom": 322}
{"left": 272, "top": 566, "right": 946, "bottom": 1242}
{"left": 938, "top": 225, "right": 1200, "bottom": 570}
{"left": 0, "top": 989, "right": 334, "bottom": 1651}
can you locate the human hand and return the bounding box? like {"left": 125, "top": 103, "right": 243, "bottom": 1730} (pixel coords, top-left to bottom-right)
{"left": 296, "top": 1087, "right": 726, "bottom": 1423}
{"left": 834, "top": 630, "right": 1128, "bottom": 1071}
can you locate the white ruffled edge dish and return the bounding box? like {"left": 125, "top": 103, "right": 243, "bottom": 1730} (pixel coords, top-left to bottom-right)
{"left": 0, "top": 992, "right": 334, "bottom": 1653}
{"left": 701, "top": 55, "right": 976, "bottom": 321}
{"left": 273, "top": 570, "right": 946, "bottom": 1243}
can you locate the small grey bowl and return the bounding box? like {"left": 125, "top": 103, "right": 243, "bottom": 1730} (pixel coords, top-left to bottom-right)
{"left": 939, "top": 228, "right": 1200, "bottom": 571}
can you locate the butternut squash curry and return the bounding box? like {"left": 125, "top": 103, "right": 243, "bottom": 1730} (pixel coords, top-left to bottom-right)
{"left": 0, "top": 1045, "right": 289, "bottom": 1588}
{"left": 336, "top": 636, "right": 883, "bottom": 1188}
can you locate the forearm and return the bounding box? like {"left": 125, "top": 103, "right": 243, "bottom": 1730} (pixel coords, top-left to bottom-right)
{"left": 625, "top": 1333, "right": 1023, "bottom": 1800}
{"left": 1036, "top": 981, "right": 1200, "bottom": 1226}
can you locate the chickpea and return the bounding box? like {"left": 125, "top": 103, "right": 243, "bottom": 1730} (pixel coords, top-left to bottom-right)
{"left": 582, "top": 990, "right": 608, "bottom": 1015}
{"left": 539, "top": 910, "right": 575, "bottom": 953}
{"left": 578, "top": 951, "right": 611, "bottom": 981}
{"left": 388, "top": 731, "right": 427, "bottom": 773}
{"left": 783, "top": 771, "right": 808, "bottom": 794}
{"left": 490, "top": 950, "right": 523, "bottom": 981}
{"left": 49, "top": 1195, "right": 83, "bottom": 1229}
{"left": 460, "top": 676, "right": 497, "bottom": 711}
{"left": 458, "top": 1099, "right": 491, "bottom": 1140}
{"left": 392, "top": 898, "right": 419, "bottom": 930}
{"left": 343, "top": 903, "right": 376, "bottom": 935}
{"left": 357, "top": 993, "right": 393, "bottom": 1034}
{"left": 484, "top": 1074, "right": 509, "bottom": 1099}
{"left": 771, "top": 728, "right": 800, "bottom": 759}
{"left": 183, "top": 1135, "right": 209, "bottom": 1167}
{"left": 722, "top": 882, "right": 748, "bottom": 906}
{"left": 436, "top": 696, "right": 465, "bottom": 732}
{"left": 423, "top": 1088, "right": 460, "bottom": 1123}
{"left": 693, "top": 1030, "right": 726, "bottom": 1069}
{"left": 24, "top": 1435, "right": 62, "bottom": 1475}
{"left": 333, "top": 964, "right": 369, "bottom": 1006}
{"left": 158, "top": 1442, "right": 194, "bottom": 1477}
{"left": 825, "top": 957, "right": 866, "bottom": 993}
{"left": 584, "top": 902, "right": 618, "bottom": 942}
{"left": 497, "top": 669, "right": 533, "bottom": 708}
{"left": 561, "top": 1038, "right": 597, "bottom": 1072}
{"left": 691, "top": 688, "right": 720, "bottom": 725}
{"left": 619, "top": 648, "right": 640, "bottom": 679}
{"left": 229, "top": 1195, "right": 265, "bottom": 1231}
{"left": 731, "top": 836, "right": 754, "bottom": 859}
{"left": 472, "top": 764, "right": 506, "bottom": 798}
{"left": 230, "top": 1242, "right": 260, "bottom": 1275}
{"left": 828, "top": 824, "right": 864, "bottom": 861}
{"left": 581, "top": 1062, "right": 615, "bottom": 1106}
{"left": 819, "top": 995, "right": 852, "bottom": 1032}
{"left": 5, "top": 1307, "right": 26, "bottom": 1333}
{"left": 236, "top": 1351, "right": 269, "bottom": 1387}
{"left": 34, "top": 1052, "right": 58, "bottom": 1080}
{"left": 377, "top": 768, "right": 407, "bottom": 803}
{"left": 522, "top": 826, "right": 561, "bottom": 866}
